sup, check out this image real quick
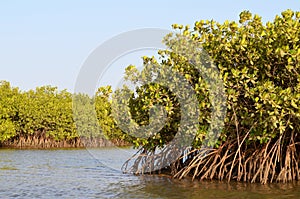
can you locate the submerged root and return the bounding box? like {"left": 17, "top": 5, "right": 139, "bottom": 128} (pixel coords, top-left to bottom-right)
{"left": 123, "top": 132, "right": 300, "bottom": 184}
{"left": 176, "top": 136, "right": 299, "bottom": 184}
{"left": 122, "top": 143, "right": 183, "bottom": 175}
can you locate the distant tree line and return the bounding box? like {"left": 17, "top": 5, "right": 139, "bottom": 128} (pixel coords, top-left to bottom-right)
{"left": 0, "top": 81, "right": 128, "bottom": 148}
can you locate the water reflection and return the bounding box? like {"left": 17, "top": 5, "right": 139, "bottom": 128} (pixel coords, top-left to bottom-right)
{"left": 0, "top": 149, "right": 299, "bottom": 199}
{"left": 129, "top": 176, "right": 300, "bottom": 199}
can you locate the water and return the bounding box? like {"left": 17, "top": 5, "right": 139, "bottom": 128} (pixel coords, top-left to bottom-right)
{"left": 0, "top": 148, "right": 300, "bottom": 199}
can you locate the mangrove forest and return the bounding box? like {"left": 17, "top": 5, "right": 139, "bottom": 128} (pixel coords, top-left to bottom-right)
{"left": 1, "top": 9, "right": 300, "bottom": 184}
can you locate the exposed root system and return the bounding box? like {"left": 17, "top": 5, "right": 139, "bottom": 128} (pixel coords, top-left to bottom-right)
{"left": 0, "top": 131, "right": 129, "bottom": 149}
{"left": 123, "top": 132, "right": 300, "bottom": 184}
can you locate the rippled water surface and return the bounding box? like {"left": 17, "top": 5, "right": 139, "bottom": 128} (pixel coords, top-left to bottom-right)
{"left": 1, "top": 148, "right": 300, "bottom": 199}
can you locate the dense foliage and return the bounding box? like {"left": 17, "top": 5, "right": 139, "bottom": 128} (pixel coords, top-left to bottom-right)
{"left": 193, "top": 9, "right": 300, "bottom": 144}
{"left": 119, "top": 9, "right": 300, "bottom": 149}
{"left": 0, "top": 80, "right": 126, "bottom": 147}
{"left": 120, "top": 10, "right": 300, "bottom": 183}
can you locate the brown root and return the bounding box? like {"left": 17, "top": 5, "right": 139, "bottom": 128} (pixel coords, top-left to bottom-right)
{"left": 123, "top": 131, "right": 300, "bottom": 184}
{"left": 0, "top": 131, "right": 129, "bottom": 149}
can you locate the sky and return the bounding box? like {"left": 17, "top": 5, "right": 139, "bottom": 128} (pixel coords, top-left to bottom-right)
{"left": 0, "top": 0, "right": 299, "bottom": 93}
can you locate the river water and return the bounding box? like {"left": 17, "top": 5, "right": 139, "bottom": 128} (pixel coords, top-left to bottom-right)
{"left": 0, "top": 148, "right": 300, "bottom": 199}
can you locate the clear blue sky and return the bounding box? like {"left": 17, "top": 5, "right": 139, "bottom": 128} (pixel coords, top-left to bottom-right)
{"left": 0, "top": 0, "right": 299, "bottom": 92}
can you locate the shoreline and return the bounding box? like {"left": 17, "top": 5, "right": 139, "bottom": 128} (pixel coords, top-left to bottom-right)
{"left": 0, "top": 136, "right": 130, "bottom": 149}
